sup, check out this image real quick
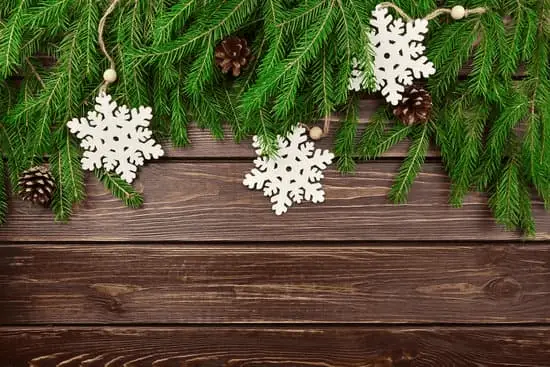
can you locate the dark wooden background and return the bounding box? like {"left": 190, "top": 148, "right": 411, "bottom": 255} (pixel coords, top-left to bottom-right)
{"left": 1, "top": 100, "right": 550, "bottom": 366}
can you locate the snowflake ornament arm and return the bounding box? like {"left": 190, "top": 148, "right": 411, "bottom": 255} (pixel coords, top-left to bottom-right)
{"left": 67, "top": 94, "right": 164, "bottom": 184}
{"left": 243, "top": 126, "right": 334, "bottom": 215}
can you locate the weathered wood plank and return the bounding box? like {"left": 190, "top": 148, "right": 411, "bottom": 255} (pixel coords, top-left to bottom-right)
{"left": 2, "top": 327, "right": 550, "bottom": 367}
{"left": 163, "top": 100, "right": 440, "bottom": 158}
{"left": 1, "top": 244, "right": 549, "bottom": 324}
{"left": 1, "top": 162, "right": 548, "bottom": 241}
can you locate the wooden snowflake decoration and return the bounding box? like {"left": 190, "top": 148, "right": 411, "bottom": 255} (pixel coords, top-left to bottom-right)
{"left": 67, "top": 93, "right": 164, "bottom": 183}
{"left": 243, "top": 126, "right": 334, "bottom": 215}
{"left": 369, "top": 5, "right": 436, "bottom": 105}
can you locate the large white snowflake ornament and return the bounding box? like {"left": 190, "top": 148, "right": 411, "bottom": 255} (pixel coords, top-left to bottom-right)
{"left": 243, "top": 126, "right": 334, "bottom": 215}
{"left": 67, "top": 93, "right": 164, "bottom": 183}
{"left": 369, "top": 5, "right": 436, "bottom": 105}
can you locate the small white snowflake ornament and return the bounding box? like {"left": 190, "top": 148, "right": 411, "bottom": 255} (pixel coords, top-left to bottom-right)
{"left": 368, "top": 5, "right": 436, "bottom": 105}
{"left": 243, "top": 126, "right": 334, "bottom": 215}
{"left": 67, "top": 93, "right": 164, "bottom": 183}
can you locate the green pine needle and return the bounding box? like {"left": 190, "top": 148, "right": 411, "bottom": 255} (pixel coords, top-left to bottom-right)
{"left": 388, "top": 123, "right": 430, "bottom": 204}
{"left": 94, "top": 169, "right": 144, "bottom": 208}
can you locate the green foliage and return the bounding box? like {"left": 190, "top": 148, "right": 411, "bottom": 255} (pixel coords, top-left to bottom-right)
{"left": 0, "top": 0, "right": 548, "bottom": 235}
{"left": 95, "top": 169, "right": 144, "bottom": 208}
{"left": 388, "top": 123, "right": 430, "bottom": 204}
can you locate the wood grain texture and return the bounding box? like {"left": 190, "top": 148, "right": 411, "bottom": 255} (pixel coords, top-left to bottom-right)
{"left": 1, "top": 162, "right": 548, "bottom": 241}
{"left": 1, "top": 244, "right": 550, "bottom": 324}
{"left": 163, "top": 100, "right": 440, "bottom": 158}
{"left": 2, "top": 327, "right": 550, "bottom": 367}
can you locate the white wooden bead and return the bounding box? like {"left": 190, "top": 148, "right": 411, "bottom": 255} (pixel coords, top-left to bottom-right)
{"left": 103, "top": 68, "right": 117, "bottom": 83}
{"left": 309, "top": 126, "right": 323, "bottom": 140}
{"left": 451, "top": 5, "right": 466, "bottom": 20}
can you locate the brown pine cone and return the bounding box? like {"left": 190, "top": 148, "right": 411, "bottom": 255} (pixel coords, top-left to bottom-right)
{"left": 18, "top": 165, "right": 55, "bottom": 207}
{"left": 215, "top": 36, "right": 251, "bottom": 77}
{"left": 393, "top": 86, "right": 433, "bottom": 125}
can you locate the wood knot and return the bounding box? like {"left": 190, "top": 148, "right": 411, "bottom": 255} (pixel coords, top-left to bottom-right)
{"left": 89, "top": 283, "right": 143, "bottom": 314}
{"left": 374, "top": 349, "right": 418, "bottom": 367}
{"left": 483, "top": 276, "right": 522, "bottom": 300}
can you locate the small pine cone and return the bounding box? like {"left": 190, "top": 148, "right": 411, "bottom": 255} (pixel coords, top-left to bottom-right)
{"left": 393, "top": 86, "right": 433, "bottom": 125}
{"left": 18, "top": 165, "right": 55, "bottom": 207}
{"left": 215, "top": 36, "right": 251, "bottom": 77}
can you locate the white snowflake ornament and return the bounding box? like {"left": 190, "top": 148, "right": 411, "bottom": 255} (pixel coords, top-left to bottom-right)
{"left": 243, "top": 126, "right": 334, "bottom": 215}
{"left": 67, "top": 93, "right": 164, "bottom": 183}
{"left": 369, "top": 5, "right": 436, "bottom": 105}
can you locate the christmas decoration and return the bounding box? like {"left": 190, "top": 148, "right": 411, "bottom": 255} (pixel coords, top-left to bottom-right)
{"left": 215, "top": 36, "right": 251, "bottom": 77}
{"left": 17, "top": 165, "right": 55, "bottom": 207}
{"left": 392, "top": 85, "right": 433, "bottom": 125}
{"left": 308, "top": 126, "right": 324, "bottom": 141}
{"left": 243, "top": 126, "right": 334, "bottom": 215}
{"left": 67, "top": 93, "right": 164, "bottom": 184}
{"left": 0, "top": 0, "right": 547, "bottom": 235}
{"left": 368, "top": 5, "right": 436, "bottom": 105}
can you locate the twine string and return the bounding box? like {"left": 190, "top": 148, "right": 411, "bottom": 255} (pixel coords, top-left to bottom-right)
{"left": 377, "top": 2, "right": 487, "bottom": 22}
{"left": 98, "top": 0, "right": 122, "bottom": 94}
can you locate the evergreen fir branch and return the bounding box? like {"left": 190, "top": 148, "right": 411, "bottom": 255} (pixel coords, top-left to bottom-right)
{"left": 356, "top": 106, "right": 388, "bottom": 159}
{"left": 170, "top": 76, "right": 190, "bottom": 147}
{"left": 257, "top": 0, "right": 288, "bottom": 75}
{"left": 449, "top": 103, "right": 488, "bottom": 207}
{"left": 488, "top": 155, "right": 521, "bottom": 232}
{"left": 341, "top": 0, "right": 374, "bottom": 92}
{"left": 254, "top": 106, "right": 278, "bottom": 157}
{"left": 242, "top": 2, "right": 335, "bottom": 116}
{"left": 185, "top": 33, "right": 215, "bottom": 97}
{"left": 388, "top": 123, "right": 430, "bottom": 204}
{"left": 518, "top": 181, "right": 536, "bottom": 237}
{"left": 275, "top": 0, "right": 327, "bottom": 34}
{"left": 310, "top": 46, "right": 334, "bottom": 118}
{"left": 0, "top": 0, "right": 30, "bottom": 77}
{"left": 366, "top": 122, "right": 412, "bottom": 159}
{"left": 428, "top": 19, "right": 478, "bottom": 99}
{"left": 76, "top": 0, "right": 99, "bottom": 79}
{"left": 189, "top": 90, "right": 224, "bottom": 139}
{"left": 477, "top": 92, "right": 529, "bottom": 190}
{"left": 23, "top": 0, "right": 73, "bottom": 36}
{"left": 0, "top": 158, "right": 7, "bottom": 224}
{"left": 50, "top": 129, "right": 85, "bottom": 222}
{"left": 468, "top": 13, "right": 501, "bottom": 99}
{"left": 334, "top": 96, "right": 358, "bottom": 172}
{"left": 94, "top": 169, "right": 144, "bottom": 208}
{"left": 220, "top": 87, "right": 244, "bottom": 139}
{"left": 153, "top": 0, "right": 197, "bottom": 45}
{"left": 136, "top": 0, "right": 258, "bottom": 67}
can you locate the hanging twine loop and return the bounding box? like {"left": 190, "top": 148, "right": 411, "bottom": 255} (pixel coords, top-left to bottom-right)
{"left": 98, "top": 0, "right": 123, "bottom": 95}
{"left": 377, "top": 2, "right": 487, "bottom": 22}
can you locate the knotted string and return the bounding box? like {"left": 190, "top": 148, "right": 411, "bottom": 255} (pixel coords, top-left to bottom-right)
{"left": 377, "top": 2, "right": 487, "bottom": 22}
{"left": 98, "top": 0, "right": 122, "bottom": 94}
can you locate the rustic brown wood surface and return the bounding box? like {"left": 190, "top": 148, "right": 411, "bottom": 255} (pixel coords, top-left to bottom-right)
{"left": 1, "top": 244, "right": 550, "bottom": 324}
{"left": 1, "top": 100, "right": 550, "bottom": 366}
{"left": 1, "top": 161, "right": 548, "bottom": 241}
{"left": 2, "top": 327, "right": 550, "bottom": 367}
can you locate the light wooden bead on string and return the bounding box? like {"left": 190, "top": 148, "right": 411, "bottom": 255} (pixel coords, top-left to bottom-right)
{"left": 450, "top": 5, "right": 466, "bottom": 20}
{"left": 103, "top": 68, "right": 117, "bottom": 84}
{"left": 309, "top": 126, "right": 323, "bottom": 141}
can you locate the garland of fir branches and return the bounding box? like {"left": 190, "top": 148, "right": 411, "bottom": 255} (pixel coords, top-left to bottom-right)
{"left": 0, "top": 0, "right": 548, "bottom": 234}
